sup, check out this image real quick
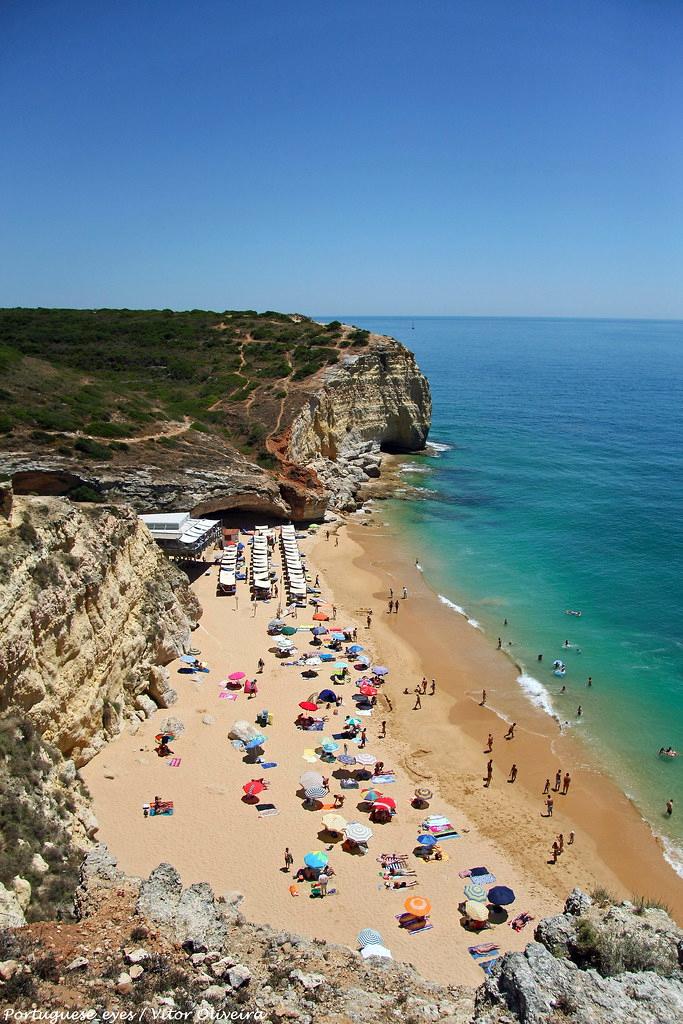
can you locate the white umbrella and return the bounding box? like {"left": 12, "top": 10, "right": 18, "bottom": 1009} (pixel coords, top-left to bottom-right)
{"left": 355, "top": 753, "right": 377, "bottom": 766}
{"left": 300, "top": 771, "right": 324, "bottom": 788}
{"left": 344, "top": 821, "right": 373, "bottom": 844}
{"left": 229, "top": 720, "right": 260, "bottom": 743}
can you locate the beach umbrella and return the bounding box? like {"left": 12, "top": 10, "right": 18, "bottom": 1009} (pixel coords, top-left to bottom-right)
{"left": 318, "top": 689, "right": 337, "bottom": 702}
{"left": 355, "top": 753, "right": 377, "bottom": 766}
{"left": 300, "top": 771, "right": 323, "bottom": 788}
{"left": 362, "top": 790, "right": 383, "bottom": 803}
{"left": 334, "top": 661, "right": 349, "bottom": 670}
{"left": 228, "top": 671, "right": 246, "bottom": 681}
{"left": 155, "top": 733, "right": 175, "bottom": 743}
{"left": 180, "top": 654, "right": 197, "bottom": 665}
{"left": 371, "top": 666, "right": 389, "bottom": 676}
{"left": 355, "top": 656, "right": 371, "bottom": 667}
{"left": 303, "top": 851, "right": 328, "bottom": 869}
{"left": 312, "top": 625, "right": 328, "bottom": 635}
{"left": 331, "top": 632, "right": 346, "bottom": 641}
{"left": 319, "top": 652, "right": 335, "bottom": 662}
{"left": 245, "top": 735, "right": 267, "bottom": 750}
{"left": 313, "top": 612, "right": 329, "bottom": 621}
{"left": 321, "top": 813, "right": 347, "bottom": 832}
{"left": 299, "top": 701, "right": 318, "bottom": 711}
{"left": 243, "top": 780, "right": 265, "bottom": 797}
{"left": 321, "top": 741, "right": 339, "bottom": 754}
{"left": 337, "top": 754, "right": 357, "bottom": 766}
{"left": 404, "top": 895, "right": 431, "bottom": 917}
{"left": 415, "top": 787, "right": 433, "bottom": 801}
{"left": 360, "top": 684, "right": 377, "bottom": 696}
{"left": 344, "top": 822, "right": 373, "bottom": 844}
{"left": 463, "top": 883, "right": 488, "bottom": 903}
{"left": 305, "top": 786, "right": 327, "bottom": 801}
{"left": 465, "top": 900, "right": 489, "bottom": 922}
{"left": 348, "top": 644, "right": 364, "bottom": 654}
{"left": 374, "top": 797, "right": 396, "bottom": 813}
{"left": 345, "top": 716, "right": 361, "bottom": 727}
{"left": 488, "top": 886, "right": 516, "bottom": 906}
{"left": 230, "top": 720, "right": 259, "bottom": 742}
{"left": 281, "top": 626, "right": 297, "bottom": 636}
{"left": 417, "top": 834, "right": 437, "bottom": 848}
{"left": 267, "top": 619, "right": 283, "bottom": 629}
{"left": 305, "top": 656, "right": 322, "bottom": 666}
{"left": 358, "top": 928, "right": 383, "bottom": 948}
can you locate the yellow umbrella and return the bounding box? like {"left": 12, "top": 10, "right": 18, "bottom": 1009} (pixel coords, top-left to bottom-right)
{"left": 321, "top": 813, "right": 347, "bottom": 832}
{"left": 465, "top": 900, "right": 489, "bottom": 922}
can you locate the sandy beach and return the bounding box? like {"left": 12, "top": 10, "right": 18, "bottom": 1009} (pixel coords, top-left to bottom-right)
{"left": 82, "top": 514, "right": 683, "bottom": 988}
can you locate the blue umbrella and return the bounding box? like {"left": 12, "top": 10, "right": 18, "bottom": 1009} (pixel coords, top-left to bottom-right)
{"left": 312, "top": 626, "right": 328, "bottom": 636}
{"left": 371, "top": 666, "right": 389, "bottom": 675}
{"left": 180, "top": 654, "right": 196, "bottom": 664}
{"left": 318, "top": 689, "right": 337, "bottom": 703}
{"left": 338, "top": 754, "right": 357, "bottom": 765}
{"left": 331, "top": 632, "right": 346, "bottom": 641}
{"left": 358, "top": 928, "right": 382, "bottom": 948}
{"left": 348, "top": 644, "right": 364, "bottom": 654}
{"left": 488, "top": 886, "right": 515, "bottom": 906}
{"left": 303, "top": 851, "right": 329, "bottom": 869}
{"left": 319, "top": 653, "right": 335, "bottom": 662}
{"left": 417, "top": 834, "right": 437, "bottom": 848}
{"left": 245, "top": 735, "right": 266, "bottom": 749}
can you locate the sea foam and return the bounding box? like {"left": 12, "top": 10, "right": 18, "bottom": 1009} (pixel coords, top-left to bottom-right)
{"left": 516, "top": 672, "right": 556, "bottom": 718}
{"left": 438, "top": 594, "right": 483, "bottom": 630}
{"left": 661, "top": 835, "right": 683, "bottom": 880}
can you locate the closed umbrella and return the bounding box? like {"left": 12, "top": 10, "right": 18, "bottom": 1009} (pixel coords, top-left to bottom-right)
{"left": 300, "top": 771, "right": 323, "bottom": 788}
{"left": 488, "top": 886, "right": 516, "bottom": 906}
{"left": 404, "top": 895, "right": 431, "bottom": 917}
{"left": 463, "top": 883, "right": 488, "bottom": 902}
{"left": 303, "top": 851, "right": 328, "bottom": 869}
{"left": 358, "top": 928, "right": 383, "bottom": 948}
{"left": 321, "top": 813, "right": 347, "bottom": 832}
{"left": 465, "top": 900, "right": 490, "bottom": 922}
{"left": 371, "top": 666, "right": 389, "bottom": 676}
{"left": 344, "top": 822, "right": 373, "bottom": 844}
{"left": 305, "top": 786, "right": 327, "bottom": 801}
{"left": 299, "top": 701, "right": 318, "bottom": 711}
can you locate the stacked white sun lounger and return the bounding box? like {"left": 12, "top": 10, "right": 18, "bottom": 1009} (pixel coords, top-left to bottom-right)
{"left": 218, "top": 543, "right": 238, "bottom": 594}
{"left": 280, "top": 524, "right": 307, "bottom": 602}
{"left": 250, "top": 529, "right": 272, "bottom": 598}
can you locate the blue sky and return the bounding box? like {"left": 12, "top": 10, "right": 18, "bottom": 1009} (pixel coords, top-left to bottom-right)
{"left": 1, "top": 0, "right": 681, "bottom": 317}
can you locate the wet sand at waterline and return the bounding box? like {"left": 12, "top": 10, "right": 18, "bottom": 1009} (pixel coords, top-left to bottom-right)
{"left": 82, "top": 521, "right": 683, "bottom": 988}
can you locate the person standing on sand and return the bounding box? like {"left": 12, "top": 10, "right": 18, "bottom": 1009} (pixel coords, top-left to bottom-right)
{"left": 562, "top": 772, "right": 571, "bottom": 795}
{"left": 257, "top": 658, "right": 265, "bottom": 673}
{"left": 387, "top": 599, "right": 393, "bottom": 613}
{"left": 430, "top": 679, "right": 436, "bottom": 695}
{"left": 326, "top": 530, "right": 330, "bottom": 541}
{"left": 557, "top": 833, "right": 564, "bottom": 853}
{"left": 554, "top": 769, "right": 562, "bottom": 792}
{"left": 551, "top": 840, "right": 559, "bottom": 864}
{"left": 485, "top": 759, "right": 493, "bottom": 787}
{"left": 380, "top": 721, "right": 387, "bottom": 738}
{"left": 505, "top": 722, "right": 516, "bottom": 739}
{"left": 366, "top": 613, "right": 372, "bottom": 629}
{"left": 284, "top": 848, "right": 294, "bottom": 872}
{"left": 359, "top": 728, "right": 367, "bottom": 748}
{"left": 666, "top": 799, "right": 674, "bottom": 816}
{"left": 389, "top": 588, "right": 394, "bottom": 600}
{"left": 568, "top": 831, "right": 575, "bottom": 845}
{"left": 402, "top": 586, "right": 408, "bottom": 599}
{"left": 546, "top": 795, "right": 554, "bottom": 817}
{"left": 543, "top": 778, "right": 550, "bottom": 795}
{"left": 486, "top": 733, "right": 493, "bottom": 753}
{"left": 497, "top": 637, "right": 502, "bottom": 649}
{"left": 332, "top": 605, "right": 337, "bottom": 620}
{"left": 318, "top": 870, "right": 329, "bottom": 896}
{"left": 422, "top": 679, "right": 428, "bottom": 694}
{"left": 353, "top": 627, "right": 358, "bottom": 641}
{"left": 413, "top": 693, "right": 422, "bottom": 710}
{"left": 335, "top": 536, "right": 339, "bottom": 547}
{"left": 481, "top": 689, "right": 487, "bottom": 706}
{"left": 394, "top": 600, "right": 400, "bottom": 614}
{"left": 508, "top": 764, "right": 518, "bottom": 783}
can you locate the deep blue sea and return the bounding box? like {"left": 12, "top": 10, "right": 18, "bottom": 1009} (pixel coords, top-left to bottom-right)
{"left": 327, "top": 316, "right": 683, "bottom": 871}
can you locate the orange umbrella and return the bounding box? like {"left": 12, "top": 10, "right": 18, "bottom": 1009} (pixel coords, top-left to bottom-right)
{"left": 404, "top": 895, "right": 431, "bottom": 917}
{"left": 312, "top": 612, "right": 329, "bottom": 621}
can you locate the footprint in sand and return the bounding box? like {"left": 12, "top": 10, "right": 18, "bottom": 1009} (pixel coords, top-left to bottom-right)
{"left": 205, "top": 784, "right": 226, "bottom": 795}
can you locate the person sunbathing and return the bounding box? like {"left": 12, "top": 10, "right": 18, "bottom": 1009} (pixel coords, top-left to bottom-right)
{"left": 155, "top": 743, "right": 173, "bottom": 757}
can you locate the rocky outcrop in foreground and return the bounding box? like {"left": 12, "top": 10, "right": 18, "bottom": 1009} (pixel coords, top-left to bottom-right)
{"left": 0, "top": 493, "right": 200, "bottom": 765}
{"left": 2, "top": 848, "right": 681, "bottom": 1022}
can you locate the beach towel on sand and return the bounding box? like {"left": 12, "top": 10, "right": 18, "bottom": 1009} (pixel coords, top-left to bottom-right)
{"left": 260, "top": 762, "right": 278, "bottom": 769}
{"left": 257, "top": 803, "right": 279, "bottom": 817}
{"left": 460, "top": 867, "right": 496, "bottom": 884}
{"left": 395, "top": 913, "right": 433, "bottom": 935}
{"left": 167, "top": 758, "right": 181, "bottom": 767}
{"left": 219, "top": 691, "right": 238, "bottom": 700}
{"left": 371, "top": 774, "right": 397, "bottom": 784}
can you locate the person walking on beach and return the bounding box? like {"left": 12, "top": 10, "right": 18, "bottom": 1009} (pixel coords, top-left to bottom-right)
{"left": 508, "top": 763, "right": 518, "bottom": 783}
{"left": 557, "top": 833, "right": 564, "bottom": 854}
{"left": 554, "top": 769, "right": 562, "bottom": 792}
{"left": 551, "top": 840, "right": 559, "bottom": 864}
{"left": 394, "top": 600, "right": 400, "bottom": 614}
{"left": 257, "top": 658, "right": 265, "bottom": 673}
{"left": 422, "top": 678, "right": 428, "bottom": 694}
{"left": 388, "top": 599, "right": 393, "bottom": 613}
{"left": 359, "top": 728, "right": 367, "bottom": 748}
{"left": 481, "top": 689, "right": 487, "bottom": 706}
{"left": 389, "top": 588, "right": 394, "bottom": 600}
{"left": 430, "top": 679, "right": 436, "bottom": 695}
{"left": 543, "top": 778, "right": 550, "bottom": 795}
{"left": 485, "top": 759, "right": 493, "bottom": 787}
{"left": 380, "top": 720, "right": 387, "bottom": 738}
{"left": 284, "top": 848, "right": 294, "bottom": 872}
{"left": 413, "top": 693, "right": 422, "bottom": 710}
{"left": 318, "top": 870, "right": 329, "bottom": 896}
{"left": 366, "top": 613, "right": 372, "bottom": 629}
{"left": 562, "top": 772, "right": 571, "bottom": 795}
{"left": 568, "top": 831, "right": 575, "bottom": 845}
{"left": 486, "top": 733, "right": 493, "bottom": 753}
{"left": 666, "top": 799, "right": 674, "bottom": 816}
{"left": 315, "top": 574, "right": 319, "bottom": 587}
{"left": 402, "top": 586, "right": 408, "bottom": 599}
{"left": 505, "top": 722, "right": 516, "bottom": 740}
{"left": 545, "top": 795, "right": 554, "bottom": 817}
{"left": 335, "top": 535, "right": 339, "bottom": 547}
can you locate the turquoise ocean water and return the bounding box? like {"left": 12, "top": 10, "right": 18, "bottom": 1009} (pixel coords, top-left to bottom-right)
{"left": 328, "top": 316, "right": 683, "bottom": 871}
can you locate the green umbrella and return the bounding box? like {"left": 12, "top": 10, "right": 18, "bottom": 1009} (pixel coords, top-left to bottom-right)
{"left": 281, "top": 626, "right": 297, "bottom": 636}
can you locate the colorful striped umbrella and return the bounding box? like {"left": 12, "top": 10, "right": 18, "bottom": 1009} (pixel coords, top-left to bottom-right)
{"left": 373, "top": 796, "right": 396, "bottom": 813}
{"left": 463, "top": 883, "right": 488, "bottom": 902}
{"left": 303, "top": 850, "right": 328, "bottom": 869}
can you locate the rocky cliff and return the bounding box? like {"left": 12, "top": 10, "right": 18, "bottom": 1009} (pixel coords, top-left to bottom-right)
{"left": 0, "top": 492, "right": 200, "bottom": 766}
{"left": 2, "top": 850, "right": 681, "bottom": 1022}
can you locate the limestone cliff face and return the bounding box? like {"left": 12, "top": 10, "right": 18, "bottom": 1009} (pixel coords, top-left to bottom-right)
{"left": 285, "top": 334, "right": 432, "bottom": 511}
{"left": 0, "top": 494, "right": 200, "bottom": 765}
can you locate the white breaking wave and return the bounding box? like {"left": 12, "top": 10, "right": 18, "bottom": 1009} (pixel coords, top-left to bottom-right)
{"left": 516, "top": 672, "right": 556, "bottom": 718}
{"left": 398, "top": 463, "right": 431, "bottom": 474}
{"left": 424, "top": 441, "right": 452, "bottom": 457}
{"left": 438, "top": 594, "right": 483, "bottom": 631}
{"left": 661, "top": 835, "right": 683, "bottom": 879}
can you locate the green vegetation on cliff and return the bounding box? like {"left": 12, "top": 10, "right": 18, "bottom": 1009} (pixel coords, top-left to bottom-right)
{"left": 0, "top": 308, "right": 367, "bottom": 453}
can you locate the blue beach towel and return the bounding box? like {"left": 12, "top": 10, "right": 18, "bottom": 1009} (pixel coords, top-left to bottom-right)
{"left": 260, "top": 762, "right": 278, "bottom": 769}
